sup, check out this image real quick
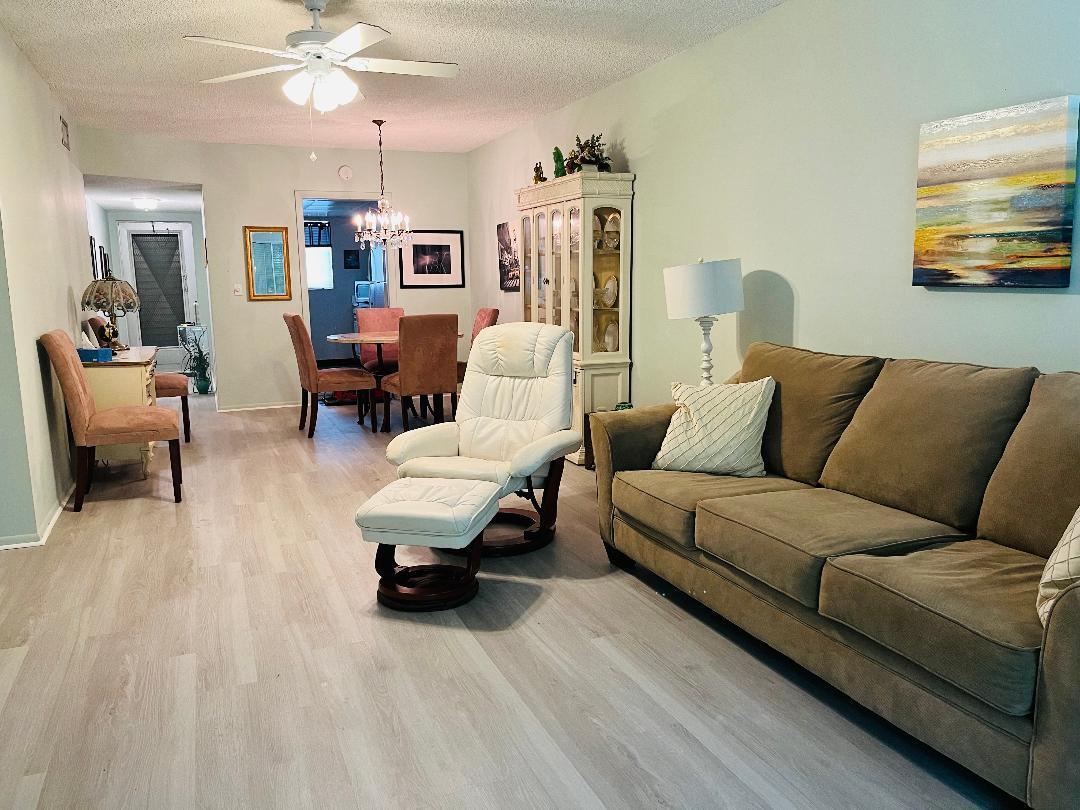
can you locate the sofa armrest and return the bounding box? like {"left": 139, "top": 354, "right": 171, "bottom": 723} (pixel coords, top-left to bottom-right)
{"left": 1029, "top": 580, "right": 1080, "bottom": 809}
{"left": 385, "top": 422, "right": 459, "bottom": 466}
{"left": 589, "top": 404, "right": 677, "bottom": 546}
{"left": 509, "top": 430, "right": 582, "bottom": 478}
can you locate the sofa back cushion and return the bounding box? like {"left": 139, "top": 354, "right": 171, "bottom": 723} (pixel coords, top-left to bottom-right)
{"left": 738, "top": 342, "right": 884, "bottom": 484}
{"left": 978, "top": 372, "right": 1080, "bottom": 557}
{"left": 820, "top": 359, "right": 1037, "bottom": 530}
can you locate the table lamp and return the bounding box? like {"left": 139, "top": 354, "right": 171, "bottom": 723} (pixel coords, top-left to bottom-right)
{"left": 662, "top": 258, "right": 744, "bottom": 386}
{"left": 81, "top": 271, "right": 140, "bottom": 351}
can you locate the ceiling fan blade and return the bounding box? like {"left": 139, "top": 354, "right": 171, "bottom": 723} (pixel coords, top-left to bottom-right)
{"left": 200, "top": 64, "right": 303, "bottom": 84}
{"left": 345, "top": 57, "right": 459, "bottom": 78}
{"left": 324, "top": 22, "right": 390, "bottom": 59}
{"left": 183, "top": 35, "right": 300, "bottom": 60}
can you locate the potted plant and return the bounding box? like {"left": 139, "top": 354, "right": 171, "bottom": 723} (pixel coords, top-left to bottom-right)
{"left": 567, "top": 134, "right": 612, "bottom": 173}
{"left": 182, "top": 333, "right": 214, "bottom": 394}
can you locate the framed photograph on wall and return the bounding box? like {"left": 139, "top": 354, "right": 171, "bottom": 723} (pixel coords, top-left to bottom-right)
{"left": 89, "top": 236, "right": 100, "bottom": 279}
{"left": 399, "top": 230, "right": 465, "bottom": 289}
{"left": 497, "top": 221, "right": 520, "bottom": 292}
{"left": 98, "top": 245, "right": 110, "bottom": 278}
{"left": 343, "top": 249, "right": 361, "bottom": 271}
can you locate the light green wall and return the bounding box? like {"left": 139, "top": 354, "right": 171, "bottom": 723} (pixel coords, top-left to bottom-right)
{"left": 0, "top": 23, "right": 92, "bottom": 537}
{"left": 0, "top": 212, "right": 38, "bottom": 545}
{"left": 78, "top": 129, "right": 471, "bottom": 410}
{"left": 468, "top": 0, "right": 1080, "bottom": 406}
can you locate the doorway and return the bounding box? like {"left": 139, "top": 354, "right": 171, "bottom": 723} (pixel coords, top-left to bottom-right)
{"left": 298, "top": 197, "right": 381, "bottom": 362}
{"left": 115, "top": 221, "right": 198, "bottom": 370}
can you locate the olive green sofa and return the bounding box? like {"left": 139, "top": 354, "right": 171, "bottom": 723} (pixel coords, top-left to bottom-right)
{"left": 590, "top": 342, "right": 1080, "bottom": 808}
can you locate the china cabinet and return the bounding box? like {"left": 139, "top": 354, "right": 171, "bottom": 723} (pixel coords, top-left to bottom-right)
{"left": 516, "top": 170, "right": 634, "bottom": 465}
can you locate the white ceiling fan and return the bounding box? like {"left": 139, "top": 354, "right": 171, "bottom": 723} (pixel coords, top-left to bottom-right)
{"left": 184, "top": 0, "right": 459, "bottom": 113}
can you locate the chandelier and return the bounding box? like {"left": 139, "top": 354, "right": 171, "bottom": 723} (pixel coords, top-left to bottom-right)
{"left": 354, "top": 120, "right": 411, "bottom": 248}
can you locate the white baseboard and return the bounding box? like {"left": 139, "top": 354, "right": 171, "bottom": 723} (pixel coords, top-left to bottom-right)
{"left": 0, "top": 484, "right": 73, "bottom": 550}
{"left": 216, "top": 401, "right": 297, "bottom": 412}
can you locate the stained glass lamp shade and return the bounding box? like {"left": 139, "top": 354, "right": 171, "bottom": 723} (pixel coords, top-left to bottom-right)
{"left": 81, "top": 277, "right": 140, "bottom": 350}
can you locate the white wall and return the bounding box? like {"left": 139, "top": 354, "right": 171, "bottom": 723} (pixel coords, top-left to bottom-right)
{"left": 467, "top": 0, "right": 1080, "bottom": 407}
{"left": 0, "top": 24, "right": 93, "bottom": 539}
{"left": 78, "top": 130, "right": 470, "bottom": 410}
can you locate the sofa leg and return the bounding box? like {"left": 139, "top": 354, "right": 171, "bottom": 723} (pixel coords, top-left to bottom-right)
{"left": 298, "top": 388, "right": 308, "bottom": 431}
{"left": 169, "top": 439, "right": 182, "bottom": 503}
{"left": 604, "top": 542, "right": 635, "bottom": 569}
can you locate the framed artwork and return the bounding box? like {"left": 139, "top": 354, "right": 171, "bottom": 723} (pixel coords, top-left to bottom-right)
{"left": 497, "top": 221, "right": 520, "bottom": 292}
{"left": 243, "top": 225, "right": 292, "bottom": 300}
{"left": 89, "top": 236, "right": 100, "bottom": 279}
{"left": 98, "top": 245, "right": 110, "bottom": 278}
{"left": 343, "top": 249, "right": 361, "bottom": 271}
{"left": 399, "top": 230, "right": 465, "bottom": 289}
{"left": 914, "top": 96, "right": 1077, "bottom": 288}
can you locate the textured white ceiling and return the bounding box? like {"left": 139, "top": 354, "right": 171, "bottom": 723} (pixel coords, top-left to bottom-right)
{"left": 1, "top": 0, "right": 781, "bottom": 153}
{"left": 84, "top": 175, "right": 204, "bottom": 211}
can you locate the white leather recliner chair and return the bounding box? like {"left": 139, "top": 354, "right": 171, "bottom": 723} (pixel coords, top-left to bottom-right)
{"left": 385, "top": 321, "right": 582, "bottom": 555}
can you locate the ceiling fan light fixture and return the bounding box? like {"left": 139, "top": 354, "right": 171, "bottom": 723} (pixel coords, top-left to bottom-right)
{"left": 283, "top": 70, "right": 315, "bottom": 105}
{"left": 326, "top": 68, "right": 359, "bottom": 105}
{"left": 312, "top": 76, "right": 340, "bottom": 112}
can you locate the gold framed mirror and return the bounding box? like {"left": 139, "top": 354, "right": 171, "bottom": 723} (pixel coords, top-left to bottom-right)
{"left": 243, "top": 226, "right": 292, "bottom": 301}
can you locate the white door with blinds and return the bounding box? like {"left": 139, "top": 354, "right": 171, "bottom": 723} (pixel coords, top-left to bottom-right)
{"left": 116, "top": 221, "right": 199, "bottom": 371}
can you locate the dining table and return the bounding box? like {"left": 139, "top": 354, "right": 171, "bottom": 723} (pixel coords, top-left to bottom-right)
{"left": 327, "top": 329, "right": 464, "bottom": 367}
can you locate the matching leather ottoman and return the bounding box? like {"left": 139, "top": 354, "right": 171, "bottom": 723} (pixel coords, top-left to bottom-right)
{"left": 355, "top": 477, "right": 502, "bottom": 611}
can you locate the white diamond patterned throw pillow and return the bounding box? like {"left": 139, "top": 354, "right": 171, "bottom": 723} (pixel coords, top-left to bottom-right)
{"left": 1038, "top": 506, "right": 1080, "bottom": 626}
{"left": 653, "top": 377, "right": 775, "bottom": 476}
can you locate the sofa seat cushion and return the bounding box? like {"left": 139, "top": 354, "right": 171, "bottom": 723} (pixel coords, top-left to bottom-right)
{"left": 820, "top": 540, "right": 1045, "bottom": 716}
{"left": 613, "top": 470, "right": 810, "bottom": 549}
{"left": 739, "top": 342, "right": 884, "bottom": 484}
{"left": 696, "top": 488, "right": 961, "bottom": 607}
{"left": 820, "top": 359, "right": 1037, "bottom": 531}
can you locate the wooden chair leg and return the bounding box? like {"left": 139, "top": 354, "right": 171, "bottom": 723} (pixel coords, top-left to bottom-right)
{"left": 450, "top": 392, "right": 458, "bottom": 419}
{"left": 307, "top": 393, "right": 319, "bottom": 438}
{"left": 85, "top": 446, "right": 96, "bottom": 492}
{"left": 537, "top": 457, "right": 565, "bottom": 532}
{"left": 401, "top": 396, "right": 412, "bottom": 431}
{"left": 356, "top": 390, "right": 365, "bottom": 425}
{"left": 73, "top": 446, "right": 89, "bottom": 511}
{"left": 420, "top": 396, "right": 429, "bottom": 418}
{"left": 181, "top": 396, "right": 191, "bottom": 442}
{"left": 369, "top": 391, "right": 378, "bottom": 433}
{"left": 433, "top": 393, "right": 445, "bottom": 423}
{"left": 298, "top": 388, "right": 308, "bottom": 431}
{"left": 169, "top": 439, "right": 182, "bottom": 503}
{"left": 382, "top": 393, "right": 392, "bottom": 433}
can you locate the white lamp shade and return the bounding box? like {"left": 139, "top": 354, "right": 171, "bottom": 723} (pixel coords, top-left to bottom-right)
{"left": 283, "top": 71, "right": 314, "bottom": 105}
{"left": 663, "top": 259, "right": 744, "bottom": 320}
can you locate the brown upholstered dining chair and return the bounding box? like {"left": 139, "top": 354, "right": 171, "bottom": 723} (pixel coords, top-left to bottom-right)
{"left": 86, "top": 315, "right": 193, "bottom": 442}
{"left": 457, "top": 307, "right": 499, "bottom": 384}
{"left": 40, "top": 330, "right": 182, "bottom": 511}
{"left": 379, "top": 314, "right": 458, "bottom": 432}
{"left": 355, "top": 306, "right": 404, "bottom": 374}
{"left": 154, "top": 373, "right": 191, "bottom": 442}
{"left": 283, "top": 313, "right": 377, "bottom": 437}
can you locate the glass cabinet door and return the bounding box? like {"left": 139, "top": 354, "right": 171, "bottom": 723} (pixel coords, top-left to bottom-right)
{"left": 550, "top": 208, "right": 562, "bottom": 326}
{"left": 536, "top": 212, "right": 547, "bottom": 323}
{"left": 592, "top": 206, "right": 622, "bottom": 353}
{"left": 521, "top": 215, "right": 532, "bottom": 321}
{"left": 568, "top": 207, "right": 581, "bottom": 352}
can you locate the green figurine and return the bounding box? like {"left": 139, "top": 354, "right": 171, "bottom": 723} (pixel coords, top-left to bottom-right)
{"left": 552, "top": 146, "right": 567, "bottom": 178}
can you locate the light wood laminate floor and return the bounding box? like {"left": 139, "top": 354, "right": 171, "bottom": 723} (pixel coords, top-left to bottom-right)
{"left": 0, "top": 398, "right": 1016, "bottom": 808}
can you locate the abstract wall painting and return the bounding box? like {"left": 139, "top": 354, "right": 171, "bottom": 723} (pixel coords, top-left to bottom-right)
{"left": 913, "top": 96, "right": 1078, "bottom": 288}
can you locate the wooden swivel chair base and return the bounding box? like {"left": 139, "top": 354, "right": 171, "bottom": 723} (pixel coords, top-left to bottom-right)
{"left": 374, "top": 534, "right": 483, "bottom": 611}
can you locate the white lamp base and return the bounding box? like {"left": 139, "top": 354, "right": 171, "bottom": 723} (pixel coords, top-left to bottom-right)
{"left": 696, "top": 315, "right": 716, "bottom": 386}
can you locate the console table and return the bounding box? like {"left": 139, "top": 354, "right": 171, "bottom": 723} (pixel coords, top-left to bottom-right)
{"left": 81, "top": 346, "right": 158, "bottom": 475}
